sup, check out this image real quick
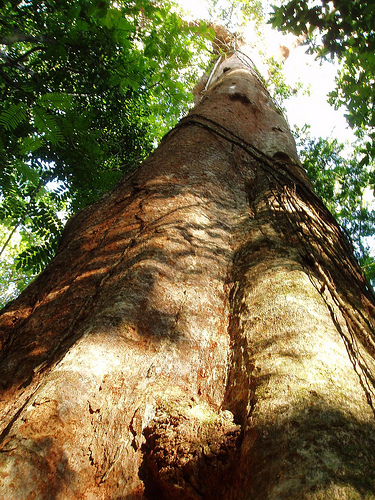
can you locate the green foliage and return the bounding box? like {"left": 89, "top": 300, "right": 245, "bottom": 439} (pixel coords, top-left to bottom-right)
{"left": 206, "top": 0, "right": 264, "bottom": 34}
{"left": 295, "top": 125, "right": 375, "bottom": 285}
{"left": 265, "top": 56, "right": 308, "bottom": 110}
{"left": 0, "top": 103, "right": 28, "bottom": 131}
{"left": 0, "top": 0, "right": 208, "bottom": 307}
{"left": 269, "top": 0, "right": 375, "bottom": 166}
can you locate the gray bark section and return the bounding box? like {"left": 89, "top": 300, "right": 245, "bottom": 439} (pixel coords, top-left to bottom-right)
{"left": 0, "top": 53, "right": 375, "bottom": 499}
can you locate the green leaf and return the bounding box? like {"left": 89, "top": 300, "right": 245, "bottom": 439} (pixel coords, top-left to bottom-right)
{"left": 0, "top": 103, "right": 27, "bottom": 131}
{"left": 68, "top": 4, "right": 82, "bottom": 19}
{"left": 32, "top": 106, "right": 63, "bottom": 145}
{"left": 18, "top": 136, "right": 43, "bottom": 155}
{"left": 15, "top": 162, "right": 40, "bottom": 184}
{"left": 37, "top": 93, "right": 73, "bottom": 112}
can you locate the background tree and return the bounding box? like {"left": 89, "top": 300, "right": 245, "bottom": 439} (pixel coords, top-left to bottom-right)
{"left": 295, "top": 125, "right": 375, "bottom": 285}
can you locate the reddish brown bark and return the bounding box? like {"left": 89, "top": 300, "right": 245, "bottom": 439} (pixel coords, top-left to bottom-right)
{"left": 1, "top": 53, "right": 375, "bottom": 499}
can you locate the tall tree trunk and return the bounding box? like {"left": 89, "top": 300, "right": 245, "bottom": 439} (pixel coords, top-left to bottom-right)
{"left": 1, "top": 53, "right": 375, "bottom": 499}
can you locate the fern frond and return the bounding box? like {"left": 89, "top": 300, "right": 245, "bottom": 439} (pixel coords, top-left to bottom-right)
{"left": 32, "top": 106, "right": 64, "bottom": 145}
{"left": 15, "top": 161, "right": 40, "bottom": 184}
{"left": 18, "top": 135, "right": 43, "bottom": 155}
{"left": 0, "top": 103, "right": 27, "bottom": 131}
{"left": 16, "top": 242, "right": 55, "bottom": 273}
{"left": 37, "top": 92, "right": 73, "bottom": 112}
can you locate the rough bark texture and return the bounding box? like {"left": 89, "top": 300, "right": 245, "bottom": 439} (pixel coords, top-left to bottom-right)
{"left": 1, "top": 53, "right": 375, "bottom": 499}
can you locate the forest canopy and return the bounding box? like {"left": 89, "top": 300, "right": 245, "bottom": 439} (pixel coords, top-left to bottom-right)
{"left": 0, "top": 0, "right": 375, "bottom": 306}
{"left": 0, "top": 0, "right": 211, "bottom": 304}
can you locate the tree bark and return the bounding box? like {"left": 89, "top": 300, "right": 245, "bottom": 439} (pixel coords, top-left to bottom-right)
{"left": 1, "top": 53, "right": 375, "bottom": 499}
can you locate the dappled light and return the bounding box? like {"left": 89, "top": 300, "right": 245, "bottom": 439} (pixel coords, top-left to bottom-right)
{"left": 1, "top": 33, "right": 375, "bottom": 498}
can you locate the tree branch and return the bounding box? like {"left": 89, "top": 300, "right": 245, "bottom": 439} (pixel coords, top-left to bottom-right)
{"left": 12, "top": 45, "right": 47, "bottom": 64}
{"left": 0, "top": 33, "right": 48, "bottom": 45}
{"left": 0, "top": 50, "right": 36, "bottom": 74}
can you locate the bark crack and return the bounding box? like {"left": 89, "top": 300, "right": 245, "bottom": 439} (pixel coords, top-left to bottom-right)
{"left": 99, "top": 438, "right": 130, "bottom": 485}
{"left": 0, "top": 384, "right": 41, "bottom": 447}
{"left": 171, "top": 290, "right": 188, "bottom": 335}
